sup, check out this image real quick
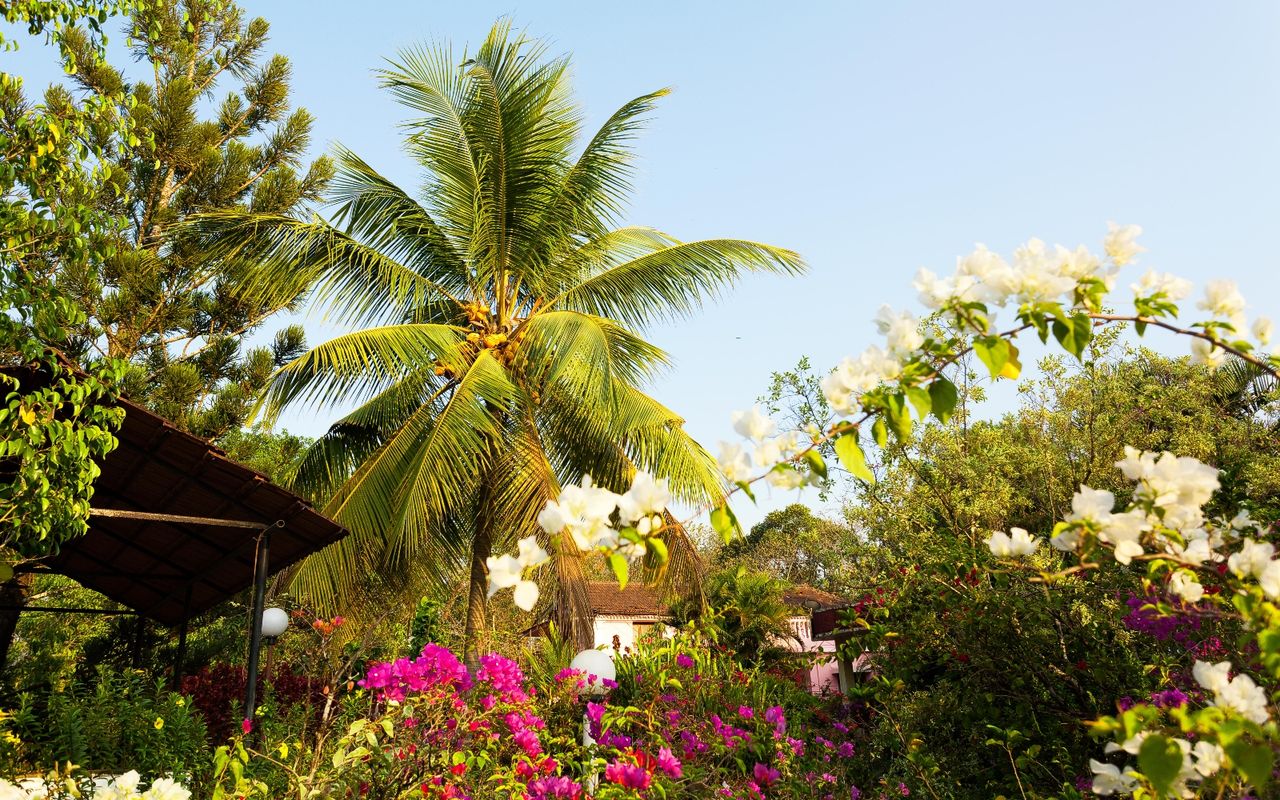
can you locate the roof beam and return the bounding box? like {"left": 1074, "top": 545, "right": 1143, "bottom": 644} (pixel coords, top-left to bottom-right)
{"left": 89, "top": 508, "right": 272, "bottom": 529}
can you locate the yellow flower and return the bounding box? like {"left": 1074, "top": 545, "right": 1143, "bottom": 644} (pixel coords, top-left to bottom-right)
{"left": 154, "top": 717, "right": 164, "bottom": 729}
{"left": 175, "top": 697, "right": 185, "bottom": 707}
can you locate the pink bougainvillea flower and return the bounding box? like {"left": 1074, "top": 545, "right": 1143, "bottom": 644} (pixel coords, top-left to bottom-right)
{"left": 655, "top": 746, "right": 683, "bottom": 778}
{"left": 676, "top": 653, "right": 694, "bottom": 669}
{"left": 241, "top": 718, "right": 253, "bottom": 735}
{"left": 604, "top": 759, "right": 652, "bottom": 791}
{"left": 753, "top": 762, "right": 781, "bottom": 786}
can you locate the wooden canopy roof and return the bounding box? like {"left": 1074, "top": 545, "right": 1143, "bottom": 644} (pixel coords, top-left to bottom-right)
{"left": 7, "top": 366, "right": 348, "bottom": 626}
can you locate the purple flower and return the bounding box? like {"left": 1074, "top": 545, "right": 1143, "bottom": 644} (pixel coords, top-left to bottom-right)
{"left": 838, "top": 742, "right": 855, "bottom": 758}
{"left": 849, "top": 786, "right": 862, "bottom": 800}
{"left": 1151, "top": 688, "right": 1189, "bottom": 708}
{"left": 476, "top": 652, "right": 530, "bottom": 702}
{"left": 764, "top": 705, "right": 786, "bottom": 735}
{"left": 753, "top": 763, "right": 781, "bottom": 786}
{"left": 676, "top": 653, "right": 694, "bottom": 668}
{"left": 898, "top": 782, "right": 910, "bottom": 796}
{"left": 738, "top": 705, "right": 755, "bottom": 719}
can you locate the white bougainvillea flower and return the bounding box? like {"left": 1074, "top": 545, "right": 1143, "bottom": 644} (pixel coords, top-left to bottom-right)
{"left": 1190, "top": 337, "right": 1227, "bottom": 369}
{"left": 1053, "top": 243, "right": 1110, "bottom": 283}
{"left": 1252, "top": 316, "right": 1273, "bottom": 346}
{"left": 1197, "top": 279, "right": 1247, "bottom": 331}
{"left": 1168, "top": 570, "right": 1204, "bottom": 603}
{"left": 1089, "top": 759, "right": 1140, "bottom": 796}
{"left": 1230, "top": 509, "right": 1259, "bottom": 532}
{"left": 512, "top": 580, "right": 539, "bottom": 611}
{"left": 985, "top": 527, "right": 1040, "bottom": 558}
{"left": 1261, "top": 560, "right": 1280, "bottom": 600}
{"left": 1099, "top": 509, "right": 1149, "bottom": 565}
{"left": 1192, "top": 741, "right": 1224, "bottom": 777}
{"left": 1192, "top": 660, "right": 1233, "bottom": 694}
{"left": 1130, "top": 269, "right": 1192, "bottom": 301}
{"left": 822, "top": 346, "right": 902, "bottom": 416}
{"left": 913, "top": 267, "right": 980, "bottom": 310}
{"left": 1104, "top": 221, "right": 1145, "bottom": 266}
{"left": 956, "top": 243, "right": 1016, "bottom": 305}
{"left": 1215, "top": 671, "right": 1269, "bottom": 724}
{"left": 873, "top": 305, "right": 925, "bottom": 358}
{"left": 487, "top": 554, "right": 523, "bottom": 596}
{"left": 767, "top": 467, "right": 810, "bottom": 491}
{"left": 1119, "top": 450, "right": 1220, "bottom": 528}
{"left": 517, "top": 536, "right": 550, "bottom": 568}
{"left": 1011, "top": 238, "right": 1077, "bottom": 304}
{"left": 1050, "top": 527, "right": 1082, "bottom": 552}
{"left": 1067, "top": 486, "right": 1116, "bottom": 524}
{"left": 537, "top": 475, "right": 621, "bottom": 551}
{"left": 1227, "top": 537, "right": 1275, "bottom": 579}
{"left": 717, "top": 441, "right": 753, "bottom": 483}
{"left": 1169, "top": 535, "right": 1213, "bottom": 567}
{"left": 1104, "top": 732, "right": 1147, "bottom": 755}
{"left": 731, "top": 405, "right": 777, "bottom": 442}
{"left": 617, "top": 471, "right": 671, "bottom": 525}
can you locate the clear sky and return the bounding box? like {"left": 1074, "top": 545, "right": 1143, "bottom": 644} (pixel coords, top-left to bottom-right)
{"left": 10, "top": 2, "right": 1280, "bottom": 526}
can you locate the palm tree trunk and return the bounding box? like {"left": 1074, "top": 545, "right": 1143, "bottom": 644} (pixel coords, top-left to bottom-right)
{"left": 462, "top": 520, "right": 492, "bottom": 671}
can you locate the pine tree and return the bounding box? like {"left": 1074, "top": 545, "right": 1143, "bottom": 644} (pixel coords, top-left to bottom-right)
{"left": 45, "top": 0, "right": 333, "bottom": 437}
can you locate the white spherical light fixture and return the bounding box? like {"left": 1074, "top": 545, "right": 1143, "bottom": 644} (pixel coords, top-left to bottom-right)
{"left": 569, "top": 648, "right": 616, "bottom": 696}
{"left": 260, "top": 606, "right": 289, "bottom": 640}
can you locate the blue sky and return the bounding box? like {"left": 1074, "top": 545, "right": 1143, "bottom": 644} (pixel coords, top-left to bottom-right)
{"left": 10, "top": 2, "right": 1280, "bottom": 526}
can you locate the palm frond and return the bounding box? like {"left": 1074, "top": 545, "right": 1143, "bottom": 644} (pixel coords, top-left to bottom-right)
{"left": 328, "top": 145, "right": 469, "bottom": 293}
{"left": 185, "top": 211, "right": 465, "bottom": 326}
{"left": 549, "top": 238, "right": 806, "bottom": 329}
{"left": 255, "top": 324, "right": 467, "bottom": 424}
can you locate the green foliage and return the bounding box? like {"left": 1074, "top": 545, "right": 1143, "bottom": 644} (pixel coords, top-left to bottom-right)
{"left": 4, "top": 666, "right": 208, "bottom": 784}
{"left": 0, "top": 0, "right": 130, "bottom": 556}
{"left": 671, "top": 566, "right": 800, "bottom": 669}
{"left": 712, "top": 503, "right": 854, "bottom": 590}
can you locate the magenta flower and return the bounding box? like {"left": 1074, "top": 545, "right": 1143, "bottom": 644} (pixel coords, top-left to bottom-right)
{"left": 676, "top": 653, "right": 694, "bottom": 668}
{"left": 604, "top": 760, "right": 652, "bottom": 790}
{"left": 656, "top": 746, "right": 683, "bottom": 778}
{"left": 738, "top": 705, "right": 755, "bottom": 719}
{"left": 753, "top": 763, "right": 780, "bottom": 786}
{"left": 240, "top": 718, "right": 252, "bottom": 735}
{"left": 527, "top": 776, "right": 583, "bottom": 799}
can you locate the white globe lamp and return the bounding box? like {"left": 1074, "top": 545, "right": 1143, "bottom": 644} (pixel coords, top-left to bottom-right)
{"left": 569, "top": 648, "right": 616, "bottom": 697}
{"left": 261, "top": 606, "right": 289, "bottom": 643}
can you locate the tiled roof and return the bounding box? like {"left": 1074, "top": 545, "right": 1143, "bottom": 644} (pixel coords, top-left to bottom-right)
{"left": 585, "top": 582, "right": 668, "bottom": 616}
{"left": 782, "top": 585, "right": 843, "bottom": 611}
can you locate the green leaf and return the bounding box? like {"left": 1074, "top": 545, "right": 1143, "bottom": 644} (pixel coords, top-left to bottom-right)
{"left": 871, "top": 416, "right": 888, "bottom": 448}
{"left": 885, "top": 393, "right": 912, "bottom": 441}
{"left": 1226, "top": 740, "right": 1273, "bottom": 790}
{"left": 928, "top": 377, "right": 958, "bottom": 424}
{"left": 834, "top": 432, "right": 875, "bottom": 484}
{"left": 710, "top": 504, "right": 740, "bottom": 543}
{"left": 645, "top": 537, "right": 669, "bottom": 565}
{"left": 802, "top": 449, "right": 827, "bottom": 479}
{"left": 974, "top": 337, "right": 1010, "bottom": 379}
{"left": 1138, "top": 734, "right": 1184, "bottom": 797}
{"left": 608, "top": 553, "right": 630, "bottom": 589}
{"left": 1052, "top": 313, "right": 1092, "bottom": 359}
{"left": 905, "top": 385, "right": 932, "bottom": 420}
{"left": 735, "top": 480, "right": 756, "bottom": 504}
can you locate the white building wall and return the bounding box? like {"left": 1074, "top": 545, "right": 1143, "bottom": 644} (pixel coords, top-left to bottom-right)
{"left": 593, "top": 617, "right": 637, "bottom": 650}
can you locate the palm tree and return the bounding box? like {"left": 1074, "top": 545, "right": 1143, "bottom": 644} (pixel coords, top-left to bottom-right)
{"left": 193, "top": 21, "right": 804, "bottom": 665}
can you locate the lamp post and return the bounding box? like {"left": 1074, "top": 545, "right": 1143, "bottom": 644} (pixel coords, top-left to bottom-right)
{"left": 244, "top": 604, "right": 289, "bottom": 729}
{"left": 570, "top": 647, "right": 614, "bottom": 791}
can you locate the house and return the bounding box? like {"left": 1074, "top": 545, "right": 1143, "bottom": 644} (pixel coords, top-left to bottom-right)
{"left": 580, "top": 582, "right": 846, "bottom": 693}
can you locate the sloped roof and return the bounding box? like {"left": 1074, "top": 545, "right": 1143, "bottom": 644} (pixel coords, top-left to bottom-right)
{"left": 585, "top": 582, "right": 668, "bottom": 616}
{"left": 6, "top": 365, "right": 348, "bottom": 626}
{"left": 782, "top": 585, "right": 843, "bottom": 611}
